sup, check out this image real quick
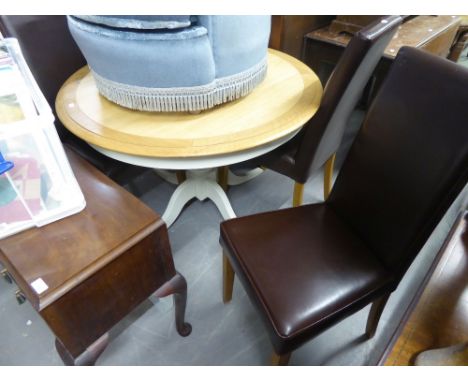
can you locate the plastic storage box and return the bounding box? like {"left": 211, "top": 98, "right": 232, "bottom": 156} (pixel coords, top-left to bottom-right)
{"left": 0, "top": 38, "right": 86, "bottom": 239}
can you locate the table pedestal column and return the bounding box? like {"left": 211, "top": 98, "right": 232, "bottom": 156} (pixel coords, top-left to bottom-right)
{"left": 162, "top": 169, "right": 236, "bottom": 227}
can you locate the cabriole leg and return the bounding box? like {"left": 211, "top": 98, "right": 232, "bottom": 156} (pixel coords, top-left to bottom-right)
{"left": 154, "top": 272, "right": 192, "bottom": 337}
{"left": 55, "top": 333, "right": 109, "bottom": 366}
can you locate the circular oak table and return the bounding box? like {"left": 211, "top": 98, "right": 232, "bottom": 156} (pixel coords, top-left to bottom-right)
{"left": 56, "top": 49, "right": 322, "bottom": 226}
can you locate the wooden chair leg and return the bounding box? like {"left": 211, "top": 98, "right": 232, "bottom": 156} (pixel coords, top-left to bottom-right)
{"left": 293, "top": 182, "right": 304, "bottom": 207}
{"left": 323, "top": 153, "right": 336, "bottom": 200}
{"left": 217, "top": 166, "right": 229, "bottom": 191}
{"left": 365, "top": 293, "right": 391, "bottom": 339}
{"left": 271, "top": 351, "right": 291, "bottom": 366}
{"left": 176, "top": 170, "right": 186, "bottom": 184}
{"left": 223, "top": 251, "right": 235, "bottom": 303}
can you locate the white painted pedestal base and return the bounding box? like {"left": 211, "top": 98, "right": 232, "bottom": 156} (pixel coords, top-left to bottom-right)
{"left": 226, "top": 168, "right": 264, "bottom": 186}
{"left": 162, "top": 169, "right": 235, "bottom": 227}
{"left": 161, "top": 168, "right": 264, "bottom": 227}
{"left": 90, "top": 129, "right": 297, "bottom": 228}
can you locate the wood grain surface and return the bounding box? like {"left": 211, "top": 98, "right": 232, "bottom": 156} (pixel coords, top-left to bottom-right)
{"left": 0, "top": 148, "right": 162, "bottom": 311}
{"left": 308, "top": 15, "right": 461, "bottom": 59}
{"left": 56, "top": 49, "right": 322, "bottom": 158}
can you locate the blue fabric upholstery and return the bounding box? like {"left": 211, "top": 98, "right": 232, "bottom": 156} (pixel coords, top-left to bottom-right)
{"left": 74, "top": 15, "right": 193, "bottom": 30}
{"left": 196, "top": 16, "right": 271, "bottom": 78}
{"left": 67, "top": 15, "right": 271, "bottom": 112}
{"left": 69, "top": 17, "right": 214, "bottom": 88}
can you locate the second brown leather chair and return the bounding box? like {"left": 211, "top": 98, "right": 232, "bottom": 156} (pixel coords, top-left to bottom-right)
{"left": 236, "top": 15, "right": 402, "bottom": 205}
{"left": 220, "top": 47, "right": 468, "bottom": 365}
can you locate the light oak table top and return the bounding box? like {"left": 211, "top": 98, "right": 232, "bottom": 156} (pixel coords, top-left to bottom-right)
{"left": 56, "top": 49, "right": 322, "bottom": 159}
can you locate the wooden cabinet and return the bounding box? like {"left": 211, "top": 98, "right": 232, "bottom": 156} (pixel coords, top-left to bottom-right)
{"left": 269, "top": 15, "right": 335, "bottom": 59}
{"left": 303, "top": 15, "right": 461, "bottom": 106}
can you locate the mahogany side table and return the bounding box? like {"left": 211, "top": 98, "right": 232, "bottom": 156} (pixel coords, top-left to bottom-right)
{"left": 0, "top": 147, "right": 191, "bottom": 365}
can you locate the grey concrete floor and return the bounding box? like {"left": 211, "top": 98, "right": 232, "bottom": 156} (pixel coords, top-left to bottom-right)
{"left": 1, "top": 54, "right": 467, "bottom": 365}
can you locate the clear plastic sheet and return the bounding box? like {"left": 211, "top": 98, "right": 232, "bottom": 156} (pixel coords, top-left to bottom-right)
{"left": 0, "top": 38, "right": 86, "bottom": 239}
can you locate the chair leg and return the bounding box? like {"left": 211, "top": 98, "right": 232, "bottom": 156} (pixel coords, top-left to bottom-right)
{"left": 271, "top": 352, "right": 291, "bottom": 366}
{"left": 223, "top": 252, "right": 235, "bottom": 303}
{"left": 323, "top": 153, "right": 336, "bottom": 200}
{"left": 217, "top": 166, "right": 229, "bottom": 191}
{"left": 293, "top": 182, "right": 304, "bottom": 207}
{"left": 176, "top": 170, "right": 186, "bottom": 184}
{"left": 365, "top": 293, "right": 391, "bottom": 339}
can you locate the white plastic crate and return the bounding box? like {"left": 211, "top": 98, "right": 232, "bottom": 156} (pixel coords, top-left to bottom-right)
{"left": 0, "top": 38, "right": 86, "bottom": 239}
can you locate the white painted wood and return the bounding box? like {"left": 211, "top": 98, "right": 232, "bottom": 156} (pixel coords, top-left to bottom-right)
{"left": 89, "top": 129, "right": 299, "bottom": 170}
{"left": 161, "top": 169, "right": 236, "bottom": 227}
{"left": 91, "top": 130, "right": 301, "bottom": 226}
{"left": 227, "top": 168, "right": 264, "bottom": 186}
{"left": 153, "top": 169, "right": 179, "bottom": 185}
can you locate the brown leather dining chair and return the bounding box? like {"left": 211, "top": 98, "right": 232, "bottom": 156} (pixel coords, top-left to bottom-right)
{"left": 232, "top": 15, "right": 402, "bottom": 205}
{"left": 220, "top": 47, "right": 468, "bottom": 365}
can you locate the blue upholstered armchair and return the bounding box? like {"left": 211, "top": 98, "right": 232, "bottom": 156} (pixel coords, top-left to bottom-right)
{"left": 68, "top": 15, "right": 271, "bottom": 112}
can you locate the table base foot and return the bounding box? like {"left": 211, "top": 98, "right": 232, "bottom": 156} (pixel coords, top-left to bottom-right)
{"left": 162, "top": 169, "right": 236, "bottom": 227}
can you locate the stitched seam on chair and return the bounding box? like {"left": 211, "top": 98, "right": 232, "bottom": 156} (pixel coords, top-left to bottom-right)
{"left": 221, "top": 223, "right": 303, "bottom": 339}
{"left": 222, "top": 207, "right": 397, "bottom": 340}
{"left": 393, "top": 171, "right": 468, "bottom": 277}
{"left": 279, "top": 277, "right": 395, "bottom": 341}
{"left": 231, "top": 245, "right": 387, "bottom": 341}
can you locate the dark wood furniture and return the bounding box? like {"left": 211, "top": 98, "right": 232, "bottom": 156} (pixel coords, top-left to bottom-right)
{"left": 303, "top": 15, "right": 461, "bottom": 103}
{"left": 0, "top": 147, "right": 191, "bottom": 365}
{"left": 380, "top": 212, "right": 468, "bottom": 365}
{"left": 243, "top": 16, "right": 401, "bottom": 204}
{"left": 220, "top": 47, "right": 468, "bottom": 365}
{"left": 328, "top": 16, "right": 383, "bottom": 35}
{"left": 269, "top": 16, "right": 335, "bottom": 59}
{"left": 448, "top": 16, "right": 468, "bottom": 62}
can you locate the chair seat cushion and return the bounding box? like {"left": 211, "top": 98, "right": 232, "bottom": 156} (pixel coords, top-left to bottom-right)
{"left": 220, "top": 203, "right": 393, "bottom": 353}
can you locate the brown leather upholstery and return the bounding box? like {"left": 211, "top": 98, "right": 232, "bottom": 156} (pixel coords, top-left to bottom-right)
{"left": 221, "top": 204, "right": 393, "bottom": 354}
{"left": 241, "top": 15, "right": 402, "bottom": 185}
{"left": 220, "top": 47, "right": 468, "bottom": 360}
{"left": 0, "top": 16, "right": 131, "bottom": 177}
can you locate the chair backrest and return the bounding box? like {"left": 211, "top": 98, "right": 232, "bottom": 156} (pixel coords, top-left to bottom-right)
{"left": 328, "top": 47, "right": 468, "bottom": 280}
{"left": 294, "top": 15, "right": 402, "bottom": 183}
{"left": 0, "top": 16, "right": 86, "bottom": 140}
